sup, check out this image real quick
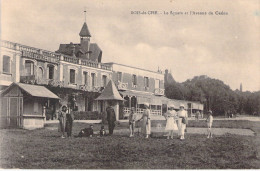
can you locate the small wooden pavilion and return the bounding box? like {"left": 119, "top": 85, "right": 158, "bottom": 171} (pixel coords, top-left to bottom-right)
{"left": 0, "top": 83, "right": 59, "bottom": 129}
{"left": 95, "top": 80, "right": 124, "bottom": 120}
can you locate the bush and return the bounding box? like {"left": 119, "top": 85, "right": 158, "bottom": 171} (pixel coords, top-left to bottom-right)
{"left": 73, "top": 111, "right": 102, "bottom": 120}
{"left": 45, "top": 114, "right": 52, "bottom": 120}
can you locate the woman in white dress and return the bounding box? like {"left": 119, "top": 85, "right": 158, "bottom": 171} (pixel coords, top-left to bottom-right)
{"left": 164, "top": 105, "right": 178, "bottom": 139}
{"left": 177, "top": 104, "right": 188, "bottom": 140}
{"left": 138, "top": 103, "right": 151, "bottom": 138}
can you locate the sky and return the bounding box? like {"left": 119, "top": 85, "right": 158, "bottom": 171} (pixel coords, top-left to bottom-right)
{"left": 1, "top": 0, "right": 260, "bottom": 92}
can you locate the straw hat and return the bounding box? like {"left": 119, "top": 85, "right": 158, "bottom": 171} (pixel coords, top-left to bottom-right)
{"left": 168, "top": 104, "right": 175, "bottom": 109}
{"left": 179, "top": 104, "right": 185, "bottom": 108}
{"left": 143, "top": 103, "right": 149, "bottom": 107}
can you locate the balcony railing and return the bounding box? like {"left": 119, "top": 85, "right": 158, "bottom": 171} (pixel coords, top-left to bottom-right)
{"left": 22, "top": 51, "right": 59, "bottom": 64}
{"left": 117, "top": 81, "right": 128, "bottom": 90}
{"left": 63, "top": 55, "right": 79, "bottom": 64}
{"left": 78, "top": 85, "right": 103, "bottom": 92}
{"left": 154, "top": 88, "right": 165, "bottom": 96}
{"left": 20, "top": 75, "right": 36, "bottom": 84}
{"left": 1, "top": 40, "right": 112, "bottom": 71}
{"left": 123, "top": 107, "right": 162, "bottom": 116}
{"left": 81, "top": 59, "right": 98, "bottom": 68}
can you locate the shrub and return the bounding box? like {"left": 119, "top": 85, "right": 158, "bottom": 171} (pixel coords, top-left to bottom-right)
{"left": 73, "top": 111, "right": 102, "bottom": 120}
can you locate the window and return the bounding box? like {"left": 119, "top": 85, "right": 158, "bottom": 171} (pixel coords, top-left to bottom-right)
{"left": 117, "top": 72, "right": 122, "bottom": 82}
{"left": 37, "top": 67, "right": 43, "bottom": 80}
{"left": 25, "top": 60, "right": 34, "bottom": 76}
{"left": 70, "top": 69, "right": 75, "bottom": 84}
{"left": 83, "top": 72, "right": 88, "bottom": 85}
{"left": 91, "top": 73, "right": 95, "bottom": 87}
{"left": 144, "top": 77, "right": 149, "bottom": 87}
{"left": 102, "top": 75, "right": 107, "bottom": 87}
{"left": 132, "top": 74, "right": 137, "bottom": 86}
{"left": 48, "top": 65, "right": 54, "bottom": 79}
{"left": 155, "top": 79, "right": 160, "bottom": 89}
{"left": 3, "top": 55, "right": 10, "bottom": 73}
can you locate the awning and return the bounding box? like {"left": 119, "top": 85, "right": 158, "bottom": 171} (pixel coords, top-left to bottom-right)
{"left": 95, "top": 80, "right": 124, "bottom": 101}
{"left": 192, "top": 103, "right": 199, "bottom": 109}
{"left": 199, "top": 104, "right": 204, "bottom": 110}
{"left": 1, "top": 82, "right": 59, "bottom": 99}
{"left": 159, "top": 96, "right": 188, "bottom": 109}
{"left": 120, "top": 90, "right": 162, "bottom": 105}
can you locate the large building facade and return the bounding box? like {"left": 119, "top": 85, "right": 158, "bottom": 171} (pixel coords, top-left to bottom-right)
{"left": 0, "top": 18, "right": 204, "bottom": 129}
{"left": 106, "top": 63, "right": 165, "bottom": 117}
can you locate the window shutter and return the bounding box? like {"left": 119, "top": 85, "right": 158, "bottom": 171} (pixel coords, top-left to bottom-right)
{"left": 95, "top": 74, "right": 97, "bottom": 87}
{"left": 88, "top": 74, "right": 91, "bottom": 86}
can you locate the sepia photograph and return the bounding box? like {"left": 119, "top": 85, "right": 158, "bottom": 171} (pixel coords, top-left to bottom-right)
{"left": 0, "top": 0, "right": 259, "bottom": 169}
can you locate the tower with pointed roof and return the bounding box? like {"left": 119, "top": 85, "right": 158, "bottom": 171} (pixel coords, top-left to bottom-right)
{"left": 79, "top": 9, "right": 91, "bottom": 59}
{"left": 56, "top": 10, "right": 103, "bottom": 62}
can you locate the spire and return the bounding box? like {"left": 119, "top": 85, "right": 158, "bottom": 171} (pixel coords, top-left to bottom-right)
{"left": 79, "top": 9, "right": 91, "bottom": 37}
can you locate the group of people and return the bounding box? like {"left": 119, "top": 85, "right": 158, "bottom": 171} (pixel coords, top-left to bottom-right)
{"left": 128, "top": 103, "right": 189, "bottom": 140}
{"left": 58, "top": 102, "right": 214, "bottom": 139}
{"left": 129, "top": 103, "right": 214, "bottom": 139}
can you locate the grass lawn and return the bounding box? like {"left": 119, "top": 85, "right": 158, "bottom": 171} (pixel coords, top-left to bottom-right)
{"left": 0, "top": 120, "right": 259, "bottom": 169}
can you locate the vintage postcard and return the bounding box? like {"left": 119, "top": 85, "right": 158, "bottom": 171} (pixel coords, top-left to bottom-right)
{"left": 0, "top": 0, "right": 259, "bottom": 169}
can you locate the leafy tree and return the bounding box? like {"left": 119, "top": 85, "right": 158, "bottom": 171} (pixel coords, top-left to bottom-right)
{"left": 164, "top": 73, "right": 259, "bottom": 116}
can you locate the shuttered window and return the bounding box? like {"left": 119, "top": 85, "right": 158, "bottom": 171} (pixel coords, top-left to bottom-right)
{"left": 83, "top": 72, "right": 88, "bottom": 85}
{"left": 3, "top": 55, "right": 10, "bottom": 73}
{"left": 70, "top": 69, "right": 75, "bottom": 84}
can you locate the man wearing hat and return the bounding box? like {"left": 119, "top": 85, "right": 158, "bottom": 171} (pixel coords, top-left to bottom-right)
{"left": 177, "top": 104, "right": 188, "bottom": 140}
{"left": 206, "top": 110, "right": 213, "bottom": 138}
{"left": 106, "top": 101, "right": 116, "bottom": 135}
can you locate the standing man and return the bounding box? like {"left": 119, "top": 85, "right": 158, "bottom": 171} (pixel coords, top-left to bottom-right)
{"left": 106, "top": 101, "right": 116, "bottom": 135}
{"left": 65, "top": 109, "right": 74, "bottom": 138}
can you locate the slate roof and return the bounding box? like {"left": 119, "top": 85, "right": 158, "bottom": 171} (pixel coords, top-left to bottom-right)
{"left": 89, "top": 43, "right": 102, "bottom": 62}
{"left": 56, "top": 43, "right": 102, "bottom": 63}
{"left": 79, "top": 22, "right": 91, "bottom": 37}
{"left": 95, "top": 80, "right": 124, "bottom": 101}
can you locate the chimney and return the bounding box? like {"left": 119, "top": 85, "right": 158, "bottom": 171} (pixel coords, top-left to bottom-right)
{"left": 70, "top": 42, "right": 76, "bottom": 57}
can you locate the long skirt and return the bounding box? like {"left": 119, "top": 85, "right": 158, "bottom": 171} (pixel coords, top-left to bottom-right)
{"left": 141, "top": 117, "right": 151, "bottom": 135}
{"left": 178, "top": 118, "right": 186, "bottom": 136}
{"left": 165, "top": 117, "right": 178, "bottom": 131}
{"left": 58, "top": 117, "right": 66, "bottom": 133}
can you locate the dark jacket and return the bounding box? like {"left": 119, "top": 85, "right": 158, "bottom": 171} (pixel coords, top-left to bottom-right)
{"left": 78, "top": 128, "right": 94, "bottom": 137}
{"left": 106, "top": 106, "right": 116, "bottom": 124}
